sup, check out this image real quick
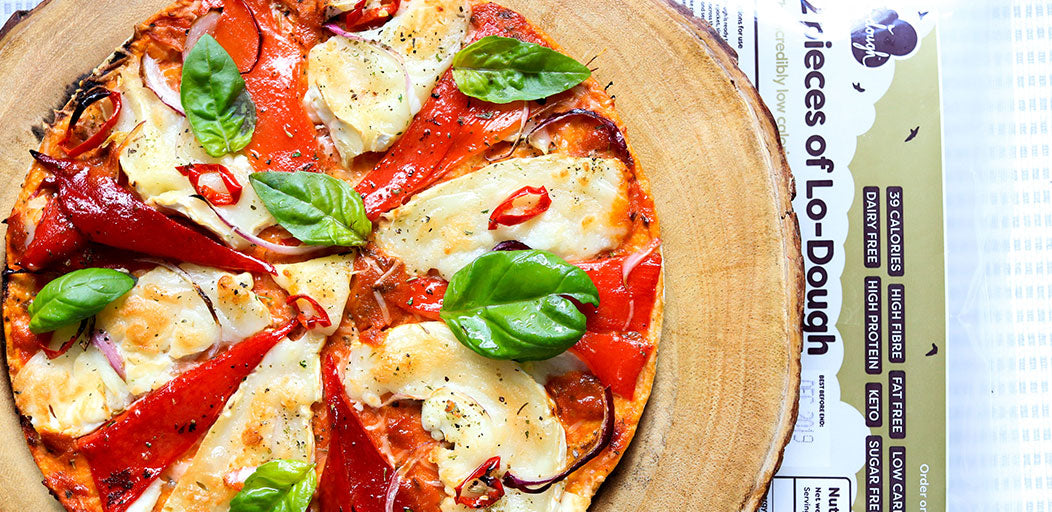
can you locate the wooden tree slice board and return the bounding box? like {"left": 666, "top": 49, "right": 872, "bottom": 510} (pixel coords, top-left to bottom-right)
{"left": 0, "top": 0, "right": 803, "bottom": 510}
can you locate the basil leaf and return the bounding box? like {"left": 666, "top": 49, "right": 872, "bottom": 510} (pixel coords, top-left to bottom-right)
{"left": 440, "top": 250, "right": 599, "bottom": 361}
{"left": 250, "top": 171, "right": 371, "bottom": 247}
{"left": 451, "top": 35, "right": 591, "bottom": 103}
{"left": 28, "top": 268, "right": 136, "bottom": 334}
{"left": 229, "top": 459, "right": 317, "bottom": 512}
{"left": 181, "top": 34, "right": 257, "bottom": 157}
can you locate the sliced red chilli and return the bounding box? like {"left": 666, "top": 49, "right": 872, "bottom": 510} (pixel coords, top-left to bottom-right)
{"left": 488, "top": 186, "right": 551, "bottom": 230}
{"left": 341, "top": 0, "right": 400, "bottom": 31}
{"left": 61, "top": 89, "right": 123, "bottom": 158}
{"left": 39, "top": 318, "right": 89, "bottom": 359}
{"left": 455, "top": 456, "right": 505, "bottom": 508}
{"left": 287, "top": 294, "right": 332, "bottom": 330}
{"left": 176, "top": 164, "right": 243, "bottom": 206}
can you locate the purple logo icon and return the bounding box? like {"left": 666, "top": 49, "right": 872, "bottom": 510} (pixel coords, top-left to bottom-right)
{"left": 851, "top": 9, "right": 918, "bottom": 68}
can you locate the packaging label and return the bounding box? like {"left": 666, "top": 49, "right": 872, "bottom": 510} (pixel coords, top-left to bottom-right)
{"left": 681, "top": 1, "right": 946, "bottom": 510}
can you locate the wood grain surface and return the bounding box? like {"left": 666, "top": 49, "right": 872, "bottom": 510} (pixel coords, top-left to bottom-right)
{"left": 0, "top": 0, "right": 803, "bottom": 510}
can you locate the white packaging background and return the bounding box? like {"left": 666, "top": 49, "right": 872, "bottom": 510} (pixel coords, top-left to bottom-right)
{"left": 682, "top": 1, "right": 1052, "bottom": 510}
{"left": 3, "top": 0, "right": 1051, "bottom": 510}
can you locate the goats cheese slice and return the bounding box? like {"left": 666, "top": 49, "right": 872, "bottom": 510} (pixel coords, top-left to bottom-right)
{"left": 115, "top": 61, "right": 274, "bottom": 248}
{"left": 161, "top": 334, "right": 324, "bottom": 512}
{"left": 343, "top": 322, "right": 569, "bottom": 512}
{"left": 306, "top": 0, "right": 468, "bottom": 164}
{"left": 375, "top": 155, "right": 630, "bottom": 278}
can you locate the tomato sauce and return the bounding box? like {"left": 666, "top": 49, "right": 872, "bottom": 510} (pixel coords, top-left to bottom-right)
{"left": 357, "top": 401, "right": 446, "bottom": 512}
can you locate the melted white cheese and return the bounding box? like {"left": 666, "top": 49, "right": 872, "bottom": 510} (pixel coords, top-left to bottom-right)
{"left": 306, "top": 0, "right": 468, "bottom": 164}
{"left": 161, "top": 333, "right": 323, "bottom": 512}
{"left": 375, "top": 155, "right": 631, "bottom": 278}
{"left": 343, "top": 322, "right": 568, "bottom": 512}
{"left": 114, "top": 61, "right": 274, "bottom": 248}
{"left": 95, "top": 266, "right": 270, "bottom": 396}
{"left": 179, "top": 264, "right": 271, "bottom": 342}
{"left": 305, "top": 37, "right": 411, "bottom": 164}
{"left": 125, "top": 479, "right": 163, "bottom": 512}
{"left": 273, "top": 254, "right": 355, "bottom": 336}
{"left": 360, "top": 0, "right": 469, "bottom": 113}
{"left": 12, "top": 339, "right": 132, "bottom": 437}
{"left": 12, "top": 264, "right": 271, "bottom": 437}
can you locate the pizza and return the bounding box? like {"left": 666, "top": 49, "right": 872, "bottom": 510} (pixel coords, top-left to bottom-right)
{"left": 2, "top": 0, "right": 662, "bottom": 511}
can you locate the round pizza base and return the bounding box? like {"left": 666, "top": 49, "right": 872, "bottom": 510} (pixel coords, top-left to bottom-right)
{"left": 0, "top": 0, "right": 803, "bottom": 510}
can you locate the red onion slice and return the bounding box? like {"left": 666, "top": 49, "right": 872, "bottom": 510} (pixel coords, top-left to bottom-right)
{"left": 622, "top": 300, "right": 635, "bottom": 332}
{"left": 237, "top": 0, "right": 264, "bottom": 74}
{"left": 65, "top": 88, "right": 113, "bottom": 139}
{"left": 621, "top": 239, "right": 660, "bottom": 285}
{"left": 502, "top": 386, "right": 614, "bottom": 494}
{"left": 486, "top": 103, "right": 530, "bottom": 162}
{"left": 492, "top": 240, "right": 532, "bottom": 252}
{"left": 142, "top": 54, "right": 185, "bottom": 115}
{"left": 183, "top": 10, "right": 221, "bottom": 62}
{"left": 524, "top": 109, "right": 633, "bottom": 168}
{"left": 323, "top": 22, "right": 361, "bottom": 39}
{"left": 383, "top": 446, "right": 432, "bottom": 512}
{"left": 526, "top": 126, "right": 552, "bottom": 154}
{"left": 382, "top": 469, "right": 403, "bottom": 512}
{"left": 91, "top": 327, "right": 126, "bottom": 380}
{"left": 195, "top": 196, "right": 325, "bottom": 256}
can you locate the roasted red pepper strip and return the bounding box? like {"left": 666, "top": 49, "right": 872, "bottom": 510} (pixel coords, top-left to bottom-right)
{"left": 319, "top": 353, "right": 412, "bottom": 512}
{"left": 20, "top": 197, "right": 87, "bottom": 270}
{"left": 212, "top": 0, "right": 262, "bottom": 74}
{"left": 354, "top": 75, "right": 525, "bottom": 220}
{"left": 454, "top": 456, "right": 505, "bottom": 508}
{"left": 468, "top": 3, "right": 547, "bottom": 44}
{"left": 176, "top": 164, "right": 243, "bottom": 206}
{"left": 488, "top": 186, "right": 551, "bottom": 230}
{"left": 344, "top": 0, "right": 400, "bottom": 31}
{"left": 218, "top": 0, "right": 325, "bottom": 173}
{"left": 287, "top": 294, "right": 332, "bottom": 329}
{"left": 61, "top": 90, "right": 122, "bottom": 158}
{"left": 77, "top": 320, "right": 296, "bottom": 512}
{"left": 570, "top": 332, "right": 653, "bottom": 399}
{"left": 570, "top": 242, "right": 661, "bottom": 398}
{"left": 574, "top": 244, "right": 662, "bottom": 333}
{"left": 387, "top": 276, "right": 447, "bottom": 320}
{"left": 30, "top": 151, "right": 274, "bottom": 274}
{"left": 354, "top": 4, "right": 546, "bottom": 220}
